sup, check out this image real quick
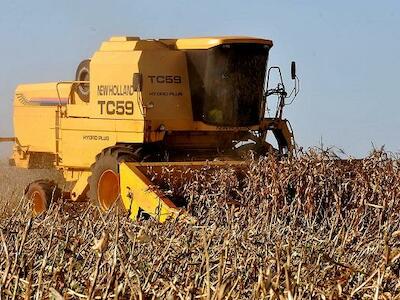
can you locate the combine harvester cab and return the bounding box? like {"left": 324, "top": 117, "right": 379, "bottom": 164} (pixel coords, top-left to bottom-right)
{"left": 1, "top": 36, "right": 299, "bottom": 220}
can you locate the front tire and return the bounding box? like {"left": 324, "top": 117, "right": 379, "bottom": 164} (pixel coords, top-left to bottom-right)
{"left": 87, "top": 147, "right": 140, "bottom": 211}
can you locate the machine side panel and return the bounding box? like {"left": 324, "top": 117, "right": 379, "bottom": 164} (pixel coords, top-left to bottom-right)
{"left": 138, "top": 50, "right": 193, "bottom": 131}
{"left": 13, "top": 83, "right": 72, "bottom": 154}
{"left": 67, "top": 51, "right": 145, "bottom": 120}
{"left": 14, "top": 105, "right": 56, "bottom": 153}
{"left": 59, "top": 117, "right": 144, "bottom": 168}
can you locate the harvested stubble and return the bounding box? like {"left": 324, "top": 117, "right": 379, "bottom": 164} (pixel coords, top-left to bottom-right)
{"left": 0, "top": 150, "right": 400, "bottom": 299}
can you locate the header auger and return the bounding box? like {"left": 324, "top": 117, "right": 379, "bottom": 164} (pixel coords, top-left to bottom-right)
{"left": 1, "top": 36, "right": 298, "bottom": 220}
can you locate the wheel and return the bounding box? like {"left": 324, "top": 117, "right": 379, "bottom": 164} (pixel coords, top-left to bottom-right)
{"left": 75, "top": 59, "right": 90, "bottom": 102}
{"left": 87, "top": 146, "right": 142, "bottom": 211}
{"left": 24, "top": 180, "right": 61, "bottom": 216}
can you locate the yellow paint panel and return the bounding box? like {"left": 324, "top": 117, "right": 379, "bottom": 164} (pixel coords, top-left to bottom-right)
{"left": 139, "top": 50, "right": 193, "bottom": 130}
{"left": 109, "top": 36, "right": 140, "bottom": 42}
{"left": 13, "top": 106, "right": 56, "bottom": 152}
{"left": 88, "top": 51, "right": 144, "bottom": 120}
{"left": 119, "top": 162, "right": 180, "bottom": 222}
{"left": 13, "top": 82, "right": 73, "bottom": 153}
{"left": 173, "top": 36, "right": 273, "bottom": 49}
{"left": 60, "top": 118, "right": 145, "bottom": 168}
{"left": 100, "top": 41, "right": 138, "bottom": 52}
{"left": 100, "top": 39, "right": 168, "bottom": 51}
{"left": 69, "top": 171, "right": 90, "bottom": 201}
{"left": 15, "top": 82, "right": 72, "bottom": 103}
{"left": 105, "top": 36, "right": 273, "bottom": 50}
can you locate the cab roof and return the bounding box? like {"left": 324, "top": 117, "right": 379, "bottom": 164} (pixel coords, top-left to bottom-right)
{"left": 105, "top": 36, "right": 273, "bottom": 51}
{"left": 160, "top": 36, "right": 273, "bottom": 49}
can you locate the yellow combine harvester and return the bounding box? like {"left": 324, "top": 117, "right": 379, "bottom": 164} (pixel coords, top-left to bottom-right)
{"left": 2, "top": 36, "right": 298, "bottom": 221}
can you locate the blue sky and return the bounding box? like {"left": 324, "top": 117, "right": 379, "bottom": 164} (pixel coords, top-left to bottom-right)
{"left": 0, "top": 0, "right": 399, "bottom": 157}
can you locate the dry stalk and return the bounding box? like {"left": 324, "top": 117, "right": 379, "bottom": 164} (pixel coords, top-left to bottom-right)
{"left": 0, "top": 150, "right": 399, "bottom": 299}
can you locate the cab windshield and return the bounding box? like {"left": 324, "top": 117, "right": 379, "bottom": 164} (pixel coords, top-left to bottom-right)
{"left": 186, "top": 43, "right": 270, "bottom": 126}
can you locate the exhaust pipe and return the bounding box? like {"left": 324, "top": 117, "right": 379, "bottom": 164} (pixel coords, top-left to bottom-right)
{"left": 0, "top": 137, "right": 15, "bottom": 142}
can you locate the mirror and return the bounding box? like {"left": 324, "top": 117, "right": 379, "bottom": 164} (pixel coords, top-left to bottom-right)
{"left": 133, "top": 73, "right": 142, "bottom": 91}
{"left": 291, "top": 61, "right": 296, "bottom": 80}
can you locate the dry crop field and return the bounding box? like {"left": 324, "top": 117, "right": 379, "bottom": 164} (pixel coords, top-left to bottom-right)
{"left": 0, "top": 150, "right": 399, "bottom": 299}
